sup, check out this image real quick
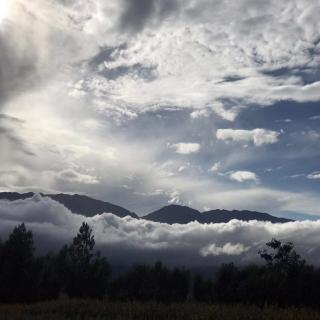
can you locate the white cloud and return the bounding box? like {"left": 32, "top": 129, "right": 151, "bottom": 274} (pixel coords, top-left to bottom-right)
{"left": 4, "top": 0, "right": 320, "bottom": 117}
{"left": 2, "top": 0, "right": 314, "bottom": 124}
{"left": 216, "top": 129, "right": 280, "bottom": 146}
{"left": 307, "top": 172, "right": 320, "bottom": 180}
{"left": 170, "top": 143, "right": 200, "bottom": 154}
{"left": 200, "top": 243, "right": 250, "bottom": 257}
{"left": 229, "top": 171, "right": 259, "bottom": 183}
{"left": 69, "top": 0, "right": 320, "bottom": 117}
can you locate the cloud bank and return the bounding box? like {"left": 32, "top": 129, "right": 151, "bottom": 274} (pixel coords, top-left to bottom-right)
{"left": 1, "top": 195, "right": 320, "bottom": 267}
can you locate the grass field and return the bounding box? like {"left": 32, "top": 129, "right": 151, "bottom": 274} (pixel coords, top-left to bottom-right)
{"left": 1, "top": 301, "right": 320, "bottom": 320}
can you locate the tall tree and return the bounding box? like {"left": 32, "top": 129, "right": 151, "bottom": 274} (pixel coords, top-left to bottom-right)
{"left": 0, "top": 223, "right": 37, "bottom": 303}
{"left": 259, "top": 238, "right": 305, "bottom": 274}
{"left": 62, "top": 222, "right": 111, "bottom": 298}
{"left": 69, "top": 222, "right": 95, "bottom": 267}
{"left": 258, "top": 239, "right": 307, "bottom": 306}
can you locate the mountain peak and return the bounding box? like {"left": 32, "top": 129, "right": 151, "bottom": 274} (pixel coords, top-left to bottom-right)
{"left": 144, "top": 204, "right": 200, "bottom": 224}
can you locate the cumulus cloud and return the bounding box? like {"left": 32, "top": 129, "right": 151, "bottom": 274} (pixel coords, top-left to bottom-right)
{"left": 68, "top": 0, "right": 320, "bottom": 117}
{"left": 1, "top": 195, "right": 320, "bottom": 267}
{"left": 170, "top": 143, "right": 200, "bottom": 154}
{"left": 229, "top": 171, "right": 259, "bottom": 183}
{"left": 3, "top": 0, "right": 320, "bottom": 116}
{"left": 216, "top": 129, "right": 280, "bottom": 146}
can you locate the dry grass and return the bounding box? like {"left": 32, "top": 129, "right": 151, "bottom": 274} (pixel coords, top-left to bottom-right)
{"left": 1, "top": 300, "right": 320, "bottom": 320}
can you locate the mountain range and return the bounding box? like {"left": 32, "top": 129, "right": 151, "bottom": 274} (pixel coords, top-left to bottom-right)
{"left": 0, "top": 192, "right": 292, "bottom": 224}
{"left": 144, "top": 204, "right": 292, "bottom": 224}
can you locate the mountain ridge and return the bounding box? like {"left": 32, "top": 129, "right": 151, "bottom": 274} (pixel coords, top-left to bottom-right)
{"left": 143, "top": 204, "right": 292, "bottom": 224}
{"left": 0, "top": 192, "right": 293, "bottom": 224}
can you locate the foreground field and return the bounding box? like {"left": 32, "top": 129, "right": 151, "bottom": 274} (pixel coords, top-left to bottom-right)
{"left": 1, "top": 301, "right": 320, "bottom": 320}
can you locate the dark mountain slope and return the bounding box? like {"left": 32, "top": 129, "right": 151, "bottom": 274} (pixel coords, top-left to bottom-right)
{"left": 0, "top": 192, "right": 138, "bottom": 218}
{"left": 47, "top": 193, "right": 137, "bottom": 218}
{"left": 144, "top": 205, "right": 292, "bottom": 224}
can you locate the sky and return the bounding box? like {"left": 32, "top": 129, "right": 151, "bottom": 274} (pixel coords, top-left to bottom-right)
{"left": 1, "top": 0, "right": 320, "bottom": 221}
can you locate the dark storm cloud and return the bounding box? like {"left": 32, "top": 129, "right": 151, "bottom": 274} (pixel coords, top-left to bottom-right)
{"left": 119, "top": 0, "right": 179, "bottom": 33}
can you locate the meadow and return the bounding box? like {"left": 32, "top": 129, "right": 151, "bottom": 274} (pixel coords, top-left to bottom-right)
{"left": 2, "top": 301, "right": 320, "bottom": 320}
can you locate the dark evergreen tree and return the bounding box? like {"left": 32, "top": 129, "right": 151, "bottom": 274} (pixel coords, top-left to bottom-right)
{"left": 0, "top": 223, "right": 37, "bottom": 303}
{"left": 61, "top": 222, "right": 111, "bottom": 298}
{"left": 35, "top": 253, "right": 61, "bottom": 301}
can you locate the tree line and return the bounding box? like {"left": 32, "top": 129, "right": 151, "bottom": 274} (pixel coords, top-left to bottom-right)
{"left": 1, "top": 222, "right": 320, "bottom": 307}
